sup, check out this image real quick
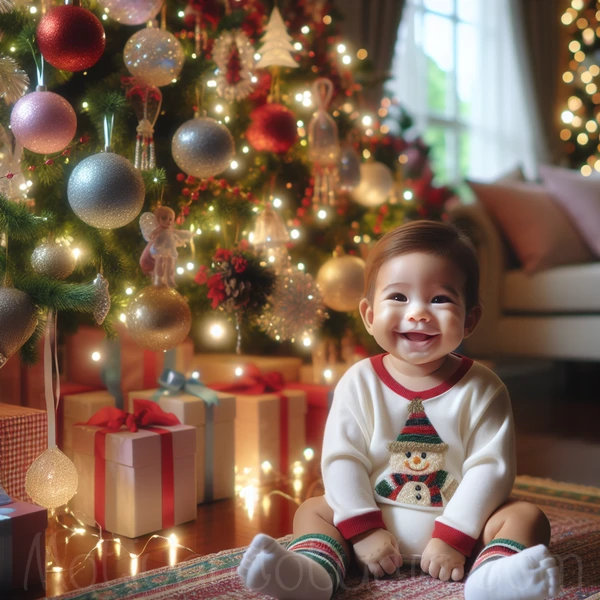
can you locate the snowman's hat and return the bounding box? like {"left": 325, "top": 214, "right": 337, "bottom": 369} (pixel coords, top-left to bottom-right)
{"left": 387, "top": 398, "right": 448, "bottom": 453}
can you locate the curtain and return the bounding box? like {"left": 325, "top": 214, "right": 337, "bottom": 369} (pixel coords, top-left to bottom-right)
{"left": 509, "top": 0, "right": 564, "bottom": 165}
{"left": 333, "top": 0, "right": 405, "bottom": 108}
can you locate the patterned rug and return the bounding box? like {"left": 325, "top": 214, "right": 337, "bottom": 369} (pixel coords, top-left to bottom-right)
{"left": 50, "top": 476, "right": 600, "bottom": 599}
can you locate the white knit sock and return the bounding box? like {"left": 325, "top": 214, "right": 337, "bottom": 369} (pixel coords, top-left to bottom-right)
{"left": 464, "top": 544, "right": 561, "bottom": 600}
{"left": 238, "top": 533, "right": 335, "bottom": 600}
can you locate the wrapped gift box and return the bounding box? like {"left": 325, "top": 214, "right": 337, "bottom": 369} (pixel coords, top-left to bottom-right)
{"left": 0, "top": 500, "right": 48, "bottom": 591}
{"left": 299, "top": 363, "right": 349, "bottom": 385}
{"left": 61, "top": 390, "right": 115, "bottom": 460}
{"left": 190, "top": 354, "right": 303, "bottom": 385}
{"left": 233, "top": 388, "right": 306, "bottom": 484}
{"left": 65, "top": 325, "right": 194, "bottom": 406}
{"left": 129, "top": 390, "right": 236, "bottom": 504}
{"left": 286, "top": 383, "right": 334, "bottom": 456}
{"left": 72, "top": 423, "right": 197, "bottom": 538}
{"left": 0, "top": 404, "right": 47, "bottom": 502}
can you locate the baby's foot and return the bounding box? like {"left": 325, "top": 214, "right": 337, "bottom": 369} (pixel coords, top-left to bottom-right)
{"left": 238, "top": 533, "right": 333, "bottom": 600}
{"left": 464, "top": 544, "right": 561, "bottom": 600}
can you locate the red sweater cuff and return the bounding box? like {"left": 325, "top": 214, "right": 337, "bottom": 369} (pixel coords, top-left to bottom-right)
{"left": 337, "top": 510, "right": 387, "bottom": 540}
{"left": 432, "top": 521, "right": 478, "bottom": 556}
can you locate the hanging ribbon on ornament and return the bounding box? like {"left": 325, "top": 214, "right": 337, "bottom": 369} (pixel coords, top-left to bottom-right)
{"left": 124, "top": 79, "right": 162, "bottom": 171}
{"left": 308, "top": 78, "right": 340, "bottom": 209}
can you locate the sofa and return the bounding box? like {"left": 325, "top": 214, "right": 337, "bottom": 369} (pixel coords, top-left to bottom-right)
{"left": 448, "top": 201, "right": 600, "bottom": 361}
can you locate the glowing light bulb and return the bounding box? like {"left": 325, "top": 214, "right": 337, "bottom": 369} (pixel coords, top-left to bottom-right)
{"left": 209, "top": 323, "right": 225, "bottom": 339}
{"left": 337, "top": 44, "right": 346, "bottom": 53}
{"left": 230, "top": 160, "right": 239, "bottom": 169}
{"left": 235, "top": 366, "right": 243, "bottom": 376}
{"left": 273, "top": 197, "right": 282, "bottom": 208}
{"left": 186, "top": 262, "right": 195, "bottom": 271}
{"left": 324, "top": 368, "right": 333, "bottom": 381}
{"left": 317, "top": 209, "right": 327, "bottom": 220}
{"left": 298, "top": 263, "right": 305, "bottom": 270}
{"left": 192, "top": 371, "right": 200, "bottom": 379}
{"left": 304, "top": 448, "right": 315, "bottom": 461}
{"left": 176, "top": 267, "right": 185, "bottom": 275}
{"left": 261, "top": 461, "right": 272, "bottom": 473}
{"left": 119, "top": 313, "right": 127, "bottom": 323}
{"left": 303, "top": 337, "right": 312, "bottom": 347}
{"left": 126, "top": 287, "right": 133, "bottom": 295}
{"left": 290, "top": 229, "right": 300, "bottom": 239}
{"left": 72, "top": 248, "right": 81, "bottom": 259}
{"left": 404, "top": 190, "right": 414, "bottom": 201}
{"left": 91, "top": 351, "right": 101, "bottom": 362}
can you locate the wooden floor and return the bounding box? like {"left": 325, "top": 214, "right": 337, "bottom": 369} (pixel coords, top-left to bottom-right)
{"left": 12, "top": 359, "right": 600, "bottom": 599}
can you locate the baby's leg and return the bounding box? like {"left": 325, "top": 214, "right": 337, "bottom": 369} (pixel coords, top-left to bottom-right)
{"left": 165, "top": 256, "right": 176, "bottom": 287}
{"left": 465, "top": 500, "right": 561, "bottom": 600}
{"left": 154, "top": 257, "right": 165, "bottom": 286}
{"left": 238, "top": 496, "right": 349, "bottom": 600}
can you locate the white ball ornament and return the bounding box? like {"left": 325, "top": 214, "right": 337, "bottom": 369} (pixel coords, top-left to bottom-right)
{"left": 67, "top": 152, "right": 145, "bottom": 229}
{"left": 172, "top": 117, "right": 235, "bottom": 179}
{"left": 124, "top": 27, "right": 184, "bottom": 87}
{"left": 351, "top": 162, "right": 395, "bottom": 207}
{"left": 98, "top": 0, "right": 163, "bottom": 25}
{"left": 316, "top": 253, "right": 366, "bottom": 313}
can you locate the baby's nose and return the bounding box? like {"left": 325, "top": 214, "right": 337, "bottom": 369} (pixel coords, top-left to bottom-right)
{"left": 413, "top": 456, "right": 421, "bottom": 465}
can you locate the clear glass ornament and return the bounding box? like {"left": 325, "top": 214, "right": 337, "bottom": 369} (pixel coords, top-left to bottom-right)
{"left": 252, "top": 204, "right": 290, "bottom": 273}
{"left": 308, "top": 78, "right": 340, "bottom": 208}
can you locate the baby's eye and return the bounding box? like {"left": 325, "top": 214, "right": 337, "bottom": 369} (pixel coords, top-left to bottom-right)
{"left": 431, "top": 295, "right": 452, "bottom": 304}
{"left": 389, "top": 293, "right": 407, "bottom": 302}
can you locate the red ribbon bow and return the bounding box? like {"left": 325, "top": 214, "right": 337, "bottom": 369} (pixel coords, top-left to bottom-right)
{"left": 210, "top": 363, "right": 285, "bottom": 395}
{"left": 82, "top": 398, "right": 181, "bottom": 431}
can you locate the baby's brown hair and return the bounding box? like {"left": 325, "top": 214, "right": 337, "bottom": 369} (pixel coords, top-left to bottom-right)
{"left": 363, "top": 220, "right": 480, "bottom": 314}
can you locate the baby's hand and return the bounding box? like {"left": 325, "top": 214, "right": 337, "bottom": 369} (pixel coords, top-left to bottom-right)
{"left": 421, "top": 538, "right": 466, "bottom": 581}
{"left": 351, "top": 528, "right": 403, "bottom": 577}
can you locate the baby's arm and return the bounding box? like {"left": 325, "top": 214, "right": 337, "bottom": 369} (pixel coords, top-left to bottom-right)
{"left": 321, "top": 368, "right": 402, "bottom": 576}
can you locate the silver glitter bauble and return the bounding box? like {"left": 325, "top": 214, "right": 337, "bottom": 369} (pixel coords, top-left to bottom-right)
{"left": 93, "top": 273, "right": 111, "bottom": 325}
{"left": 171, "top": 117, "right": 235, "bottom": 179}
{"left": 67, "top": 152, "right": 145, "bottom": 229}
{"left": 351, "top": 162, "right": 395, "bottom": 207}
{"left": 25, "top": 447, "right": 78, "bottom": 509}
{"left": 316, "top": 253, "right": 365, "bottom": 313}
{"left": 126, "top": 284, "right": 191, "bottom": 352}
{"left": 0, "top": 286, "right": 38, "bottom": 368}
{"left": 98, "top": 0, "right": 162, "bottom": 25}
{"left": 124, "top": 27, "right": 184, "bottom": 87}
{"left": 31, "top": 241, "right": 76, "bottom": 280}
{"left": 258, "top": 267, "right": 326, "bottom": 342}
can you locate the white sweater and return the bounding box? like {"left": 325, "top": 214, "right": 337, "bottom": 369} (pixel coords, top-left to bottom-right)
{"left": 322, "top": 353, "right": 516, "bottom": 556}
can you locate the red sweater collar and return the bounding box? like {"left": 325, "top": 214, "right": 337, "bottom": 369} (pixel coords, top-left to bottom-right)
{"left": 370, "top": 353, "right": 473, "bottom": 400}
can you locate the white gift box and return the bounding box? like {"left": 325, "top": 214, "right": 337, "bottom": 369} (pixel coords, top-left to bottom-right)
{"left": 129, "top": 390, "right": 236, "bottom": 504}
{"left": 71, "top": 423, "right": 197, "bottom": 538}
{"left": 234, "top": 388, "right": 306, "bottom": 484}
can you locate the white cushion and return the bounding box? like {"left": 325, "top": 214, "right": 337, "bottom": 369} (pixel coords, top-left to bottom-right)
{"left": 502, "top": 262, "right": 600, "bottom": 313}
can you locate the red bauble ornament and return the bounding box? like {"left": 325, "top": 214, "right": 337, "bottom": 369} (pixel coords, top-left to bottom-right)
{"left": 246, "top": 103, "right": 298, "bottom": 154}
{"left": 37, "top": 5, "right": 105, "bottom": 72}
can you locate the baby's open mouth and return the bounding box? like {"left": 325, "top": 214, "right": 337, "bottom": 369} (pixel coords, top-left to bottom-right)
{"left": 401, "top": 332, "right": 436, "bottom": 342}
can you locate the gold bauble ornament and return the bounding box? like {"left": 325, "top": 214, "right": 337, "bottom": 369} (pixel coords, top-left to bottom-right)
{"left": 25, "top": 447, "right": 78, "bottom": 509}
{"left": 126, "top": 284, "right": 191, "bottom": 351}
{"left": 31, "top": 241, "right": 76, "bottom": 279}
{"left": 0, "top": 286, "right": 38, "bottom": 368}
{"left": 316, "top": 251, "right": 365, "bottom": 313}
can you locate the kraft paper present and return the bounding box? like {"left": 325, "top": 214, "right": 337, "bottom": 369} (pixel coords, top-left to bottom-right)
{"left": 0, "top": 500, "right": 47, "bottom": 591}
{"left": 190, "top": 354, "right": 303, "bottom": 384}
{"left": 72, "top": 423, "right": 197, "bottom": 539}
{"left": 0, "top": 404, "right": 47, "bottom": 502}
{"left": 233, "top": 388, "right": 306, "bottom": 484}
{"left": 61, "top": 391, "right": 115, "bottom": 460}
{"left": 129, "top": 389, "right": 236, "bottom": 504}
{"left": 64, "top": 325, "right": 194, "bottom": 405}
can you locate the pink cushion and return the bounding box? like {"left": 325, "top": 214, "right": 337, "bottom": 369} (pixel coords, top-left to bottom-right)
{"left": 468, "top": 180, "right": 593, "bottom": 273}
{"left": 539, "top": 164, "right": 600, "bottom": 256}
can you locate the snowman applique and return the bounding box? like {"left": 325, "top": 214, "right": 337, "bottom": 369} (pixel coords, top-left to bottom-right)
{"left": 375, "top": 398, "right": 458, "bottom": 507}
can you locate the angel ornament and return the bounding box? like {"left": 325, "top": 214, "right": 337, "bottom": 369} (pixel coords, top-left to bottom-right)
{"left": 139, "top": 206, "right": 194, "bottom": 287}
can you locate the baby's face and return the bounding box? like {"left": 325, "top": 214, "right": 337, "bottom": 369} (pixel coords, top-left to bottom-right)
{"left": 361, "top": 251, "right": 468, "bottom": 371}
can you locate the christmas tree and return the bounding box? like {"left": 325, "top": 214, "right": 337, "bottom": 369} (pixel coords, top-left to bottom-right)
{"left": 559, "top": 0, "right": 600, "bottom": 174}
{"left": 0, "top": 0, "right": 452, "bottom": 367}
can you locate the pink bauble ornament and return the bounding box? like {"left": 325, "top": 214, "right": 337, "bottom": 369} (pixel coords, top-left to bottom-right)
{"left": 98, "top": 0, "right": 163, "bottom": 25}
{"left": 10, "top": 89, "right": 77, "bottom": 154}
{"left": 36, "top": 5, "right": 105, "bottom": 72}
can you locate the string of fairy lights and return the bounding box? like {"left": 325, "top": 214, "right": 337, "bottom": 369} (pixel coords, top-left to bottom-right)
{"left": 559, "top": 0, "right": 600, "bottom": 174}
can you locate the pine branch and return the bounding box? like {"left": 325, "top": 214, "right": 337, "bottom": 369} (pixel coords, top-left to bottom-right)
{"left": 0, "top": 194, "right": 53, "bottom": 238}
{"left": 16, "top": 276, "right": 97, "bottom": 312}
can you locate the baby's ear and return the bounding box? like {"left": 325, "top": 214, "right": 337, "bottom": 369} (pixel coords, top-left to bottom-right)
{"left": 359, "top": 298, "right": 374, "bottom": 335}
{"left": 464, "top": 305, "right": 482, "bottom": 338}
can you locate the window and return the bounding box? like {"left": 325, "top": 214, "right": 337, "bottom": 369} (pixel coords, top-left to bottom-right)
{"left": 387, "top": 0, "right": 537, "bottom": 187}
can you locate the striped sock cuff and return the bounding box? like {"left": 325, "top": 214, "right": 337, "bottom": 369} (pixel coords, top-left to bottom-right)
{"left": 287, "top": 533, "right": 349, "bottom": 592}
{"left": 471, "top": 538, "right": 527, "bottom": 574}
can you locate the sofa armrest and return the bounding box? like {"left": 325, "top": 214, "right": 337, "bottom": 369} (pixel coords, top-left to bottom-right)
{"left": 447, "top": 202, "right": 509, "bottom": 356}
